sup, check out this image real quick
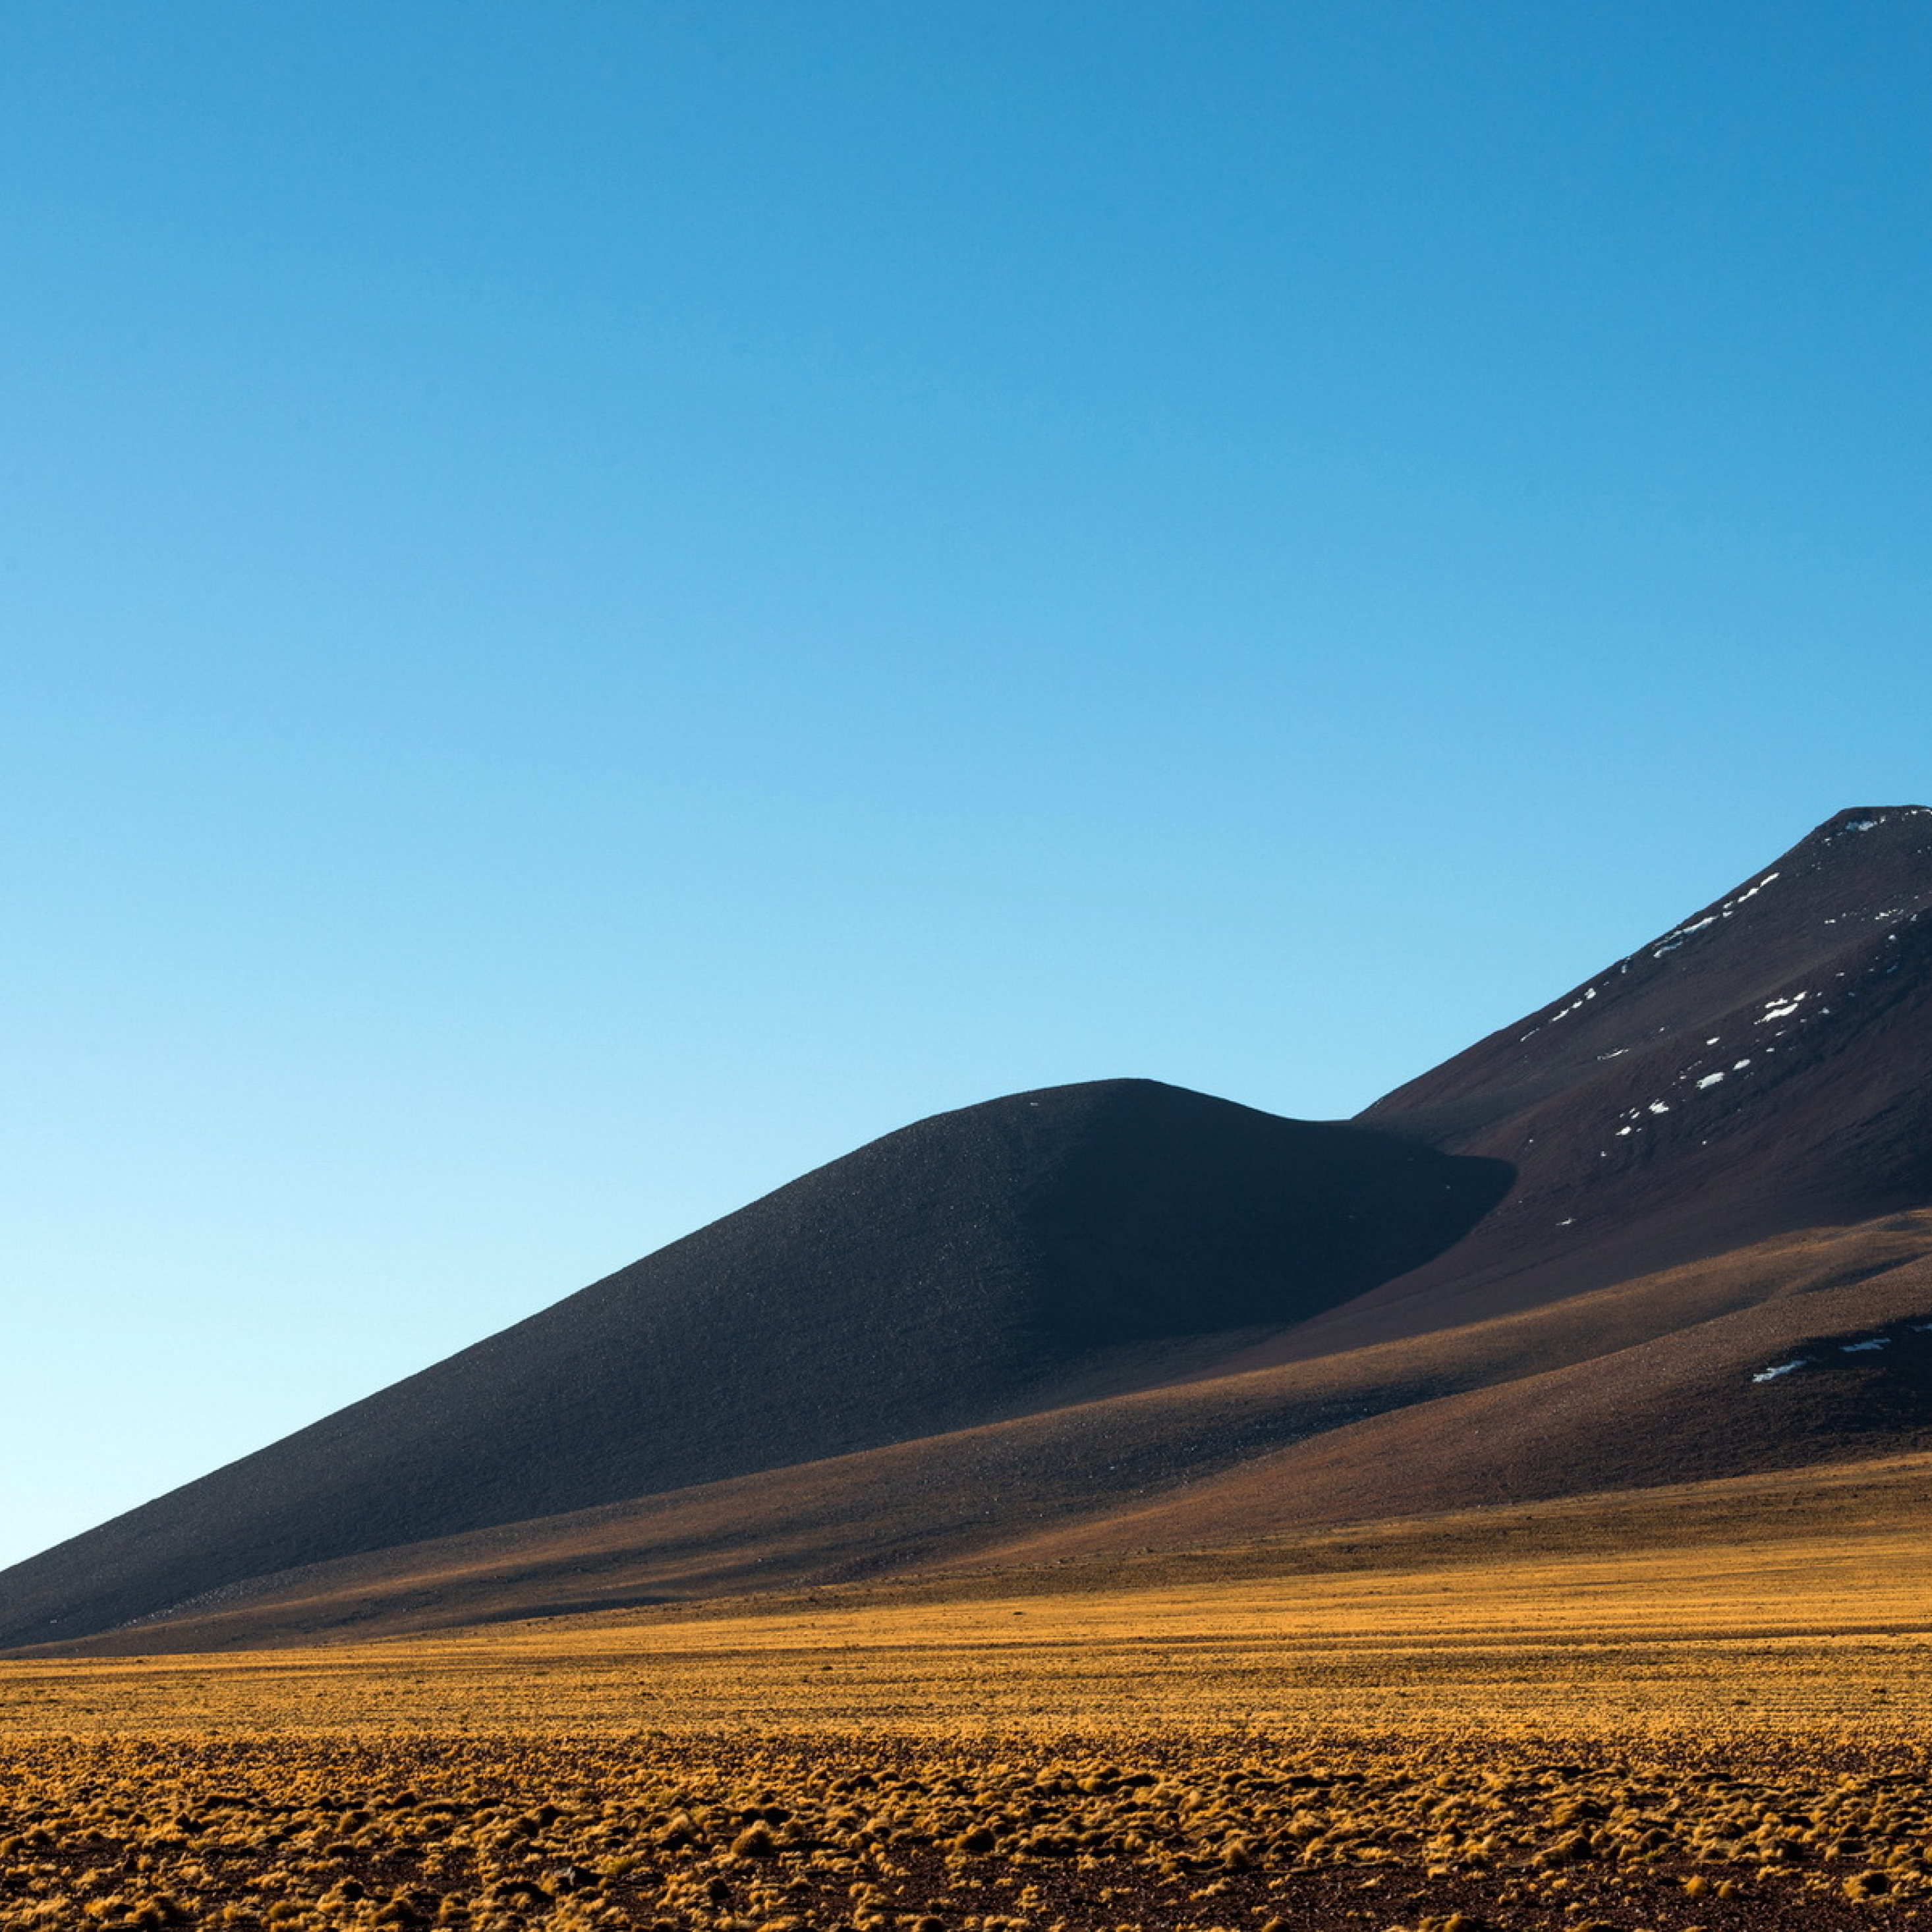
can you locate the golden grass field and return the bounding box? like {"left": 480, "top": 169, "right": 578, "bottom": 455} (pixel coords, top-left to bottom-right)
{"left": 6, "top": 1458, "right": 1932, "bottom": 1932}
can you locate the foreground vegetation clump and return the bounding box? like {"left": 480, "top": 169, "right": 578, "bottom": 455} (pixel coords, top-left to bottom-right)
{"left": 3, "top": 1733, "right": 1931, "bottom": 1932}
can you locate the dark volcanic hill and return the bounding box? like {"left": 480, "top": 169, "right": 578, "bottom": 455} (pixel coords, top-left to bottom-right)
{"left": 0, "top": 1081, "right": 1506, "bottom": 1651}
{"left": 7, "top": 805, "right": 1932, "bottom": 1657}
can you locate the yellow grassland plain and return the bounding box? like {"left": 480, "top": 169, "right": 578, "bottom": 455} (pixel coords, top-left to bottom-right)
{"left": 5, "top": 1460, "right": 1932, "bottom": 1932}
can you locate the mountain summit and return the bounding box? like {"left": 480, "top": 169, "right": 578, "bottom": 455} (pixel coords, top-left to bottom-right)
{"left": 1342, "top": 805, "right": 1932, "bottom": 1338}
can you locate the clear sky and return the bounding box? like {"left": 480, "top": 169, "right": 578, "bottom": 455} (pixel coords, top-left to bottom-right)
{"left": 5, "top": 1, "right": 1931, "bottom": 1570}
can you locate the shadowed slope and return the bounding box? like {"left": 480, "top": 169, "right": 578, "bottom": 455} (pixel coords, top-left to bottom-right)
{"left": 0, "top": 1079, "right": 1508, "bottom": 1650}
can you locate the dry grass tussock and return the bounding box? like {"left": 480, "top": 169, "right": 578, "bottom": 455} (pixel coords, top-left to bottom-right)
{"left": 4, "top": 1732, "right": 1932, "bottom": 1932}
{"left": 7, "top": 1504, "right": 1932, "bottom": 1932}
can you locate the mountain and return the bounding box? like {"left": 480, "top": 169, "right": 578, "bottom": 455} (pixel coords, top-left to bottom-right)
{"left": 0, "top": 1082, "right": 1507, "bottom": 1651}
{"left": 1256, "top": 804, "right": 1932, "bottom": 1361}
{"left": 5, "top": 805, "right": 1931, "bottom": 1655}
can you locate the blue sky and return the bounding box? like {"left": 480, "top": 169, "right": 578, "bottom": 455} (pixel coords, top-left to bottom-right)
{"left": 5, "top": 1, "right": 1931, "bottom": 1568}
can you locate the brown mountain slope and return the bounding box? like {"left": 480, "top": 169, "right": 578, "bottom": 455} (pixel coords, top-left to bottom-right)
{"left": 30, "top": 1210, "right": 1932, "bottom": 1655}
{"left": 0, "top": 1081, "right": 1506, "bottom": 1652}
{"left": 976, "top": 1249, "right": 1932, "bottom": 1567}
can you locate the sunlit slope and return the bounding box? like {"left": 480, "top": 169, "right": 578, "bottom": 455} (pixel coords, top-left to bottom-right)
{"left": 0, "top": 1080, "right": 1506, "bottom": 1650}
{"left": 980, "top": 1239, "right": 1932, "bottom": 1568}
{"left": 26, "top": 1213, "right": 1932, "bottom": 1655}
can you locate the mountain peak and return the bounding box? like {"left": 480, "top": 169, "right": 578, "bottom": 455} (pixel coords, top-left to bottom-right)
{"left": 1771, "top": 803, "right": 1932, "bottom": 882}
{"left": 1369, "top": 805, "right": 1932, "bottom": 1137}
{"left": 1344, "top": 806, "right": 1932, "bottom": 1341}
{"left": 1809, "top": 804, "right": 1932, "bottom": 839}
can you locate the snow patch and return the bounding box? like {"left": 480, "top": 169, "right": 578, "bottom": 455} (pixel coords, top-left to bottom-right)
{"left": 1526, "top": 986, "right": 1601, "bottom": 1037}
{"left": 1753, "top": 1361, "right": 1805, "bottom": 1382}
{"left": 1721, "top": 872, "right": 1780, "bottom": 915}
